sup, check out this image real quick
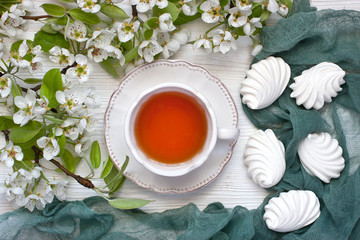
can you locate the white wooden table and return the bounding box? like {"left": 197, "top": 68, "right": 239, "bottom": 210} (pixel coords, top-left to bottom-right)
{"left": 0, "top": 0, "right": 359, "bottom": 214}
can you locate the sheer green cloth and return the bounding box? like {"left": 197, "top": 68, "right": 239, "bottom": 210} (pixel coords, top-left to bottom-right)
{"left": 2, "top": 0, "right": 360, "bottom": 239}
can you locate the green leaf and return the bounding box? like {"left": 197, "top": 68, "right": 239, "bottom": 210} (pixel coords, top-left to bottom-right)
{"left": 220, "top": 0, "right": 228, "bottom": 7}
{"left": 108, "top": 198, "right": 152, "bottom": 209}
{"left": 23, "top": 78, "right": 42, "bottom": 84}
{"left": 44, "top": 16, "right": 68, "bottom": 25}
{"left": 101, "top": 4, "right": 129, "bottom": 21}
{"left": 62, "top": 149, "right": 75, "bottom": 173}
{"left": 41, "top": 24, "right": 58, "bottom": 34}
{"left": 90, "top": 141, "right": 101, "bottom": 169}
{"left": 17, "top": 128, "right": 46, "bottom": 149}
{"left": 125, "top": 46, "right": 139, "bottom": 64}
{"left": 144, "top": 29, "right": 153, "bottom": 40}
{"left": 11, "top": 79, "right": 22, "bottom": 98}
{"left": 22, "top": 148, "right": 35, "bottom": 161}
{"left": 34, "top": 31, "right": 69, "bottom": 52}
{"left": 57, "top": 134, "right": 66, "bottom": 157}
{"left": 41, "top": 4, "right": 66, "bottom": 17}
{"left": 40, "top": 68, "right": 63, "bottom": 108}
{"left": 10, "top": 40, "right": 23, "bottom": 52}
{"left": 101, "top": 156, "right": 113, "bottom": 179}
{"left": 69, "top": 8, "right": 101, "bottom": 25}
{"left": 44, "top": 115, "right": 64, "bottom": 124}
{"left": 144, "top": 17, "right": 159, "bottom": 29}
{"left": 121, "top": 41, "right": 133, "bottom": 52}
{"left": 99, "top": 58, "right": 120, "bottom": 78}
{"left": 104, "top": 156, "right": 129, "bottom": 193}
{"left": 250, "top": 4, "right": 262, "bottom": 18}
{"left": 10, "top": 121, "right": 43, "bottom": 143}
{"left": 12, "top": 160, "right": 34, "bottom": 171}
{"left": 0, "top": 116, "right": 16, "bottom": 130}
{"left": 174, "top": 12, "right": 201, "bottom": 26}
{"left": 153, "top": 2, "right": 180, "bottom": 22}
{"left": 260, "top": 10, "right": 271, "bottom": 22}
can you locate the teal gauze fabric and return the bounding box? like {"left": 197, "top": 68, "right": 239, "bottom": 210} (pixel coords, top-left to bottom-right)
{"left": 2, "top": 0, "right": 360, "bottom": 239}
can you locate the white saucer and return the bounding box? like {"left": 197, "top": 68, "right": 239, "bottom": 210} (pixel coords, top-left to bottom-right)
{"left": 104, "top": 60, "right": 238, "bottom": 193}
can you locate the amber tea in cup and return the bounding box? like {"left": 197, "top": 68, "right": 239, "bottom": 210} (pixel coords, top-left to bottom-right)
{"left": 125, "top": 83, "right": 239, "bottom": 177}
{"left": 134, "top": 91, "right": 208, "bottom": 164}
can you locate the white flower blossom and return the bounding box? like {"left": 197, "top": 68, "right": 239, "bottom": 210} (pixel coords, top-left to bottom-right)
{"left": 46, "top": 179, "right": 68, "bottom": 201}
{"left": 36, "top": 137, "right": 60, "bottom": 160}
{"left": 104, "top": 45, "right": 125, "bottom": 66}
{"left": 157, "top": 32, "right": 180, "bottom": 59}
{"left": 88, "top": 47, "right": 109, "bottom": 63}
{"left": 31, "top": 45, "right": 42, "bottom": 55}
{"left": 78, "top": 110, "right": 98, "bottom": 133}
{"left": 0, "top": 141, "right": 23, "bottom": 168}
{"left": 75, "top": 132, "right": 93, "bottom": 154}
{"left": 59, "top": 118, "right": 81, "bottom": 140}
{"left": 159, "top": 13, "right": 176, "bottom": 32}
{"left": 56, "top": 87, "right": 90, "bottom": 114}
{"left": 130, "top": 0, "right": 156, "bottom": 13}
{"left": 24, "top": 194, "right": 47, "bottom": 212}
{"left": 10, "top": 42, "right": 30, "bottom": 68}
{"left": 0, "top": 74, "right": 12, "bottom": 98}
{"left": 194, "top": 38, "right": 213, "bottom": 53}
{"left": 18, "top": 0, "right": 35, "bottom": 12}
{"left": 13, "top": 90, "right": 37, "bottom": 126}
{"left": 0, "top": 132, "right": 5, "bottom": 150}
{"left": 66, "top": 21, "right": 88, "bottom": 42}
{"left": 86, "top": 29, "right": 115, "bottom": 49}
{"left": 173, "top": 30, "right": 189, "bottom": 45}
{"left": 117, "top": 21, "right": 140, "bottom": 42}
{"left": 228, "top": 7, "right": 249, "bottom": 28}
{"left": 49, "top": 47, "right": 75, "bottom": 66}
{"left": 29, "top": 56, "right": 43, "bottom": 75}
{"left": 138, "top": 40, "right": 163, "bottom": 62}
{"left": 19, "top": 167, "right": 42, "bottom": 181}
{"left": 34, "top": 98, "right": 49, "bottom": 116}
{"left": 77, "top": 0, "right": 101, "bottom": 13}
{"left": 278, "top": 4, "right": 289, "bottom": 16}
{"left": 0, "top": 5, "right": 26, "bottom": 37}
{"left": 156, "top": 0, "right": 168, "bottom": 8}
{"left": 251, "top": 44, "right": 263, "bottom": 56}
{"left": 210, "top": 29, "right": 237, "bottom": 54}
{"left": 243, "top": 17, "right": 262, "bottom": 36}
{"left": 66, "top": 54, "right": 92, "bottom": 83}
{"left": 84, "top": 87, "right": 102, "bottom": 108}
{"left": 267, "top": 0, "right": 279, "bottom": 13}
{"left": 236, "top": 1, "right": 252, "bottom": 11}
{"left": 200, "top": 0, "right": 222, "bottom": 23}
{"left": 181, "top": 0, "right": 197, "bottom": 16}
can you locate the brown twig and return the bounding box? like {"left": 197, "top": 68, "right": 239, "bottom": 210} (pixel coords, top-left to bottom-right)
{"left": 61, "top": 62, "right": 77, "bottom": 75}
{"left": 50, "top": 159, "right": 95, "bottom": 189}
{"left": 132, "top": 5, "right": 138, "bottom": 18}
{"left": 31, "top": 146, "right": 94, "bottom": 189}
{"left": 22, "top": 15, "right": 52, "bottom": 21}
{"left": 21, "top": 85, "right": 41, "bottom": 93}
{"left": 1, "top": 130, "right": 95, "bottom": 189}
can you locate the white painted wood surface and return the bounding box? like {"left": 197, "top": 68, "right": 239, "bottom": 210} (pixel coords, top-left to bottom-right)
{"left": 0, "top": 0, "right": 359, "bottom": 214}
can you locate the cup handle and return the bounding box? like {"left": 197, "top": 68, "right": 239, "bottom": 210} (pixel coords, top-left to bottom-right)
{"left": 218, "top": 128, "right": 240, "bottom": 140}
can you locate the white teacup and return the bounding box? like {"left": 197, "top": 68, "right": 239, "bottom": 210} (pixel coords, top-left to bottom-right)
{"left": 125, "top": 83, "right": 239, "bottom": 177}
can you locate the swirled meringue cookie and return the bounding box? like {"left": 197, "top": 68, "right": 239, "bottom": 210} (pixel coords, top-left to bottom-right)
{"left": 264, "top": 190, "right": 321, "bottom": 232}
{"left": 290, "top": 62, "right": 345, "bottom": 110}
{"left": 298, "top": 132, "right": 345, "bottom": 183}
{"left": 240, "top": 56, "right": 291, "bottom": 109}
{"left": 244, "top": 129, "right": 286, "bottom": 188}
